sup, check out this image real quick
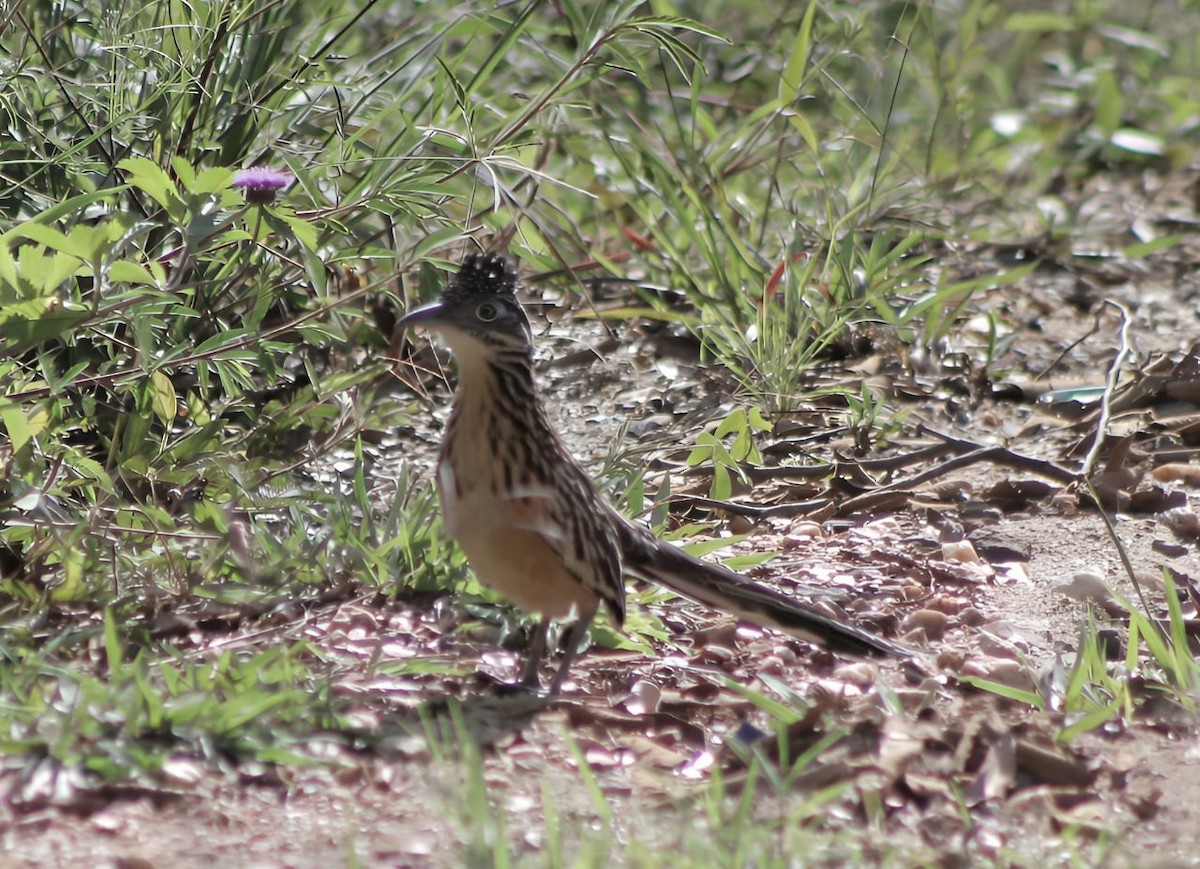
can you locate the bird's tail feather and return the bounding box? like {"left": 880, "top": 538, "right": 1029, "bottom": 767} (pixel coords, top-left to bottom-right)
{"left": 620, "top": 524, "right": 911, "bottom": 658}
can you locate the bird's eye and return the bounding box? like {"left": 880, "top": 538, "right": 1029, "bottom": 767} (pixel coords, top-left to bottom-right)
{"left": 476, "top": 301, "right": 499, "bottom": 322}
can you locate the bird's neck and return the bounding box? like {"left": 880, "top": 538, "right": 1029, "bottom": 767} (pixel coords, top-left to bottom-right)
{"left": 441, "top": 342, "right": 546, "bottom": 466}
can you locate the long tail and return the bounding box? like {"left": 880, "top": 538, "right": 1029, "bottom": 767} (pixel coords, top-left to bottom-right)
{"left": 615, "top": 516, "right": 912, "bottom": 658}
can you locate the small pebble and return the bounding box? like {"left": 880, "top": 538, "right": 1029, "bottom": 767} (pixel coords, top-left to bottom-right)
{"left": 961, "top": 658, "right": 1036, "bottom": 692}
{"left": 696, "top": 645, "right": 737, "bottom": 665}
{"left": 1151, "top": 463, "right": 1200, "bottom": 486}
{"left": 1163, "top": 507, "right": 1200, "bottom": 539}
{"left": 941, "top": 539, "right": 983, "bottom": 564}
{"left": 727, "top": 515, "right": 755, "bottom": 535}
{"left": 1151, "top": 539, "right": 1189, "bottom": 557}
{"left": 833, "top": 661, "right": 878, "bottom": 689}
{"left": 927, "top": 595, "right": 971, "bottom": 615}
{"left": 902, "top": 609, "right": 949, "bottom": 641}
{"left": 625, "top": 679, "right": 662, "bottom": 715}
{"left": 958, "top": 607, "right": 985, "bottom": 627}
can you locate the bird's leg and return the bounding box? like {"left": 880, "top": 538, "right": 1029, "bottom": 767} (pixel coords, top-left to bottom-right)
{"left": 521, "top": 616, "right": 552, "bottom": 690}
{"left": 548, "top": 604, "right": 598, "bottom": 695}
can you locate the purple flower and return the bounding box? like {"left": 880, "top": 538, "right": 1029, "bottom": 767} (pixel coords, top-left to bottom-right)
{"left": 232, "top": 166, "right": 292, "bottom": 204}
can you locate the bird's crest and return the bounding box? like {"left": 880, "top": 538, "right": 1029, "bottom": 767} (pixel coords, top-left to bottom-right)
{"left": 445, "top": 252, "right": 519, "bottom": 305}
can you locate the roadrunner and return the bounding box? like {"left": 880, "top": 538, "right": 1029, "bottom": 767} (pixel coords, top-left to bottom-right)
{"left": 400, "top": 252, "right": 909, "bottom": 693}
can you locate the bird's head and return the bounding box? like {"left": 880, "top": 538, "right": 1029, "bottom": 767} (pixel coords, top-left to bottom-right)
{"left": 398, "top": 252, "right": 534, "bottom": 362}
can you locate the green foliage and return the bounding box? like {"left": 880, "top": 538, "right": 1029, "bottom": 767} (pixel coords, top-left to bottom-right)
{"left": 432, "top": 687, "right": 878, "bottom": 868}
{"left": 844, "top": 381, "right": 905, "bottom": 452}
{"left": 0, "top": 609, "right": 339, "bottom": 776}
{"left": 1054, "top": 572, "right": 1200, "bottom": 740}
{"left": 686, "top": 407, "right": 771, "bottom": 500}
{"left": 964, "top": 571, "right": 1200, "bottom": 741}
{"left": 563, "top": 0, "right": 1196, "bottom": 405}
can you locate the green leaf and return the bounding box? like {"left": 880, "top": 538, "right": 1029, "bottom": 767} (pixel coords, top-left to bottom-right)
{"left": 192, "top": 166, "right": 236, "bottom": 195}
{"left": 51, "top": 547, "right": 88, "bottom": 602}
{"left": 108, "top": 259, "right": 164, "bottom": 286}
{"left": 629, "top": 16, "right": 728, "bottom": 44}
{"left": 715, "top": 408, "right": 745, "bottom": 438}
{"left": 1123, "top": 236, "right": 1181, "bottom": 258}
{"left": 121, "top": 408, "right": 154, "bottom": 460}
{"left": 0, "top": 240, "right": 16, "bottom": 287}
{"left": 680, "top": 533, "right": 749, "bottom": 559}
{"left": 786, "top": 108, "right": 819, "bottom": 154}
{"left": 463, "top": 2, "right": 537, "bottom": 97}
{"left": 33, "top": 248, "right": 84, "bottom": 293}
{"left": 219, "top": 688, "right": 298, "bottom": 732}
{"left": 958, "top": 675, "right": 1045, "bottom": 708}
{"left": 0, "top": 303, "right": 89, "bottom": 347}
{"left": 45, "top": 360, "right": 91, "bottom": 394}
{"left": 1058, "top": 699, "right": 1123, "bottom": 742}
{"left": 6, "top": 223, "right": 78, "bottom": 257}
{"left": 1004, "top": 12, "right": 1076, "bottom": 31}
{"left": 0, "top": 403, "right": 35, "bottom": 453}
{"left": 1161, "top": 570, "right": 1194, "bottom": 692}
{"left": 1094, "top": 70, "right": 1122, "bottom": 137}
{"left": 723, "top": 551, "right": 775, "bottom": 570}
{"left": 724, "top": 676, "right": 806, "bottom": 724}
{"left": 412, "top": 227, "right": 468, "bottom": 261}
{"left": 778, "top": 0, "right": 818, "bottom": 104}
{"left": 275, "top": 211, "right": 319, "bottom": 252}
{"left": 686, "top": 432, "right": 717, "bottom": 466}
{"left": 0, "top": 188, "right": 122, "bottom": 245}
{"left": 118, "top": 156, "right": 180, "bottom": 211}
{"left": 63, "top": 453, "right": 116, "bottom": 495}
{"left": 172, "top": 157, "right": 199, "bottom": 191}
{"left": 712, "top": 463, "right": 731, "bottom": 500}
{"left": 149, "top": 371, "right": 178, "bottom": 426}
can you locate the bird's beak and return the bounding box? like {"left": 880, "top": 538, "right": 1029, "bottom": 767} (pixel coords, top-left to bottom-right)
{"left": 397, "top": 300, "right": 446, "bottom": 331}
